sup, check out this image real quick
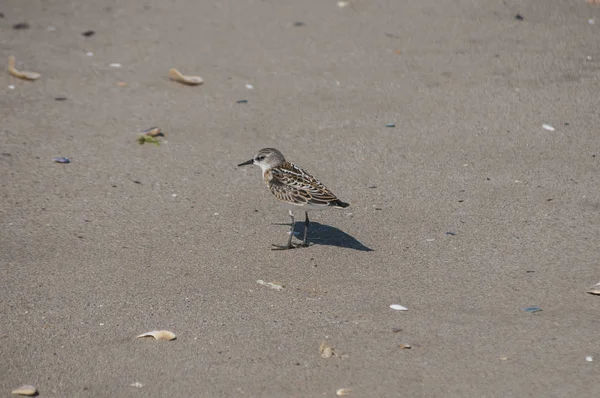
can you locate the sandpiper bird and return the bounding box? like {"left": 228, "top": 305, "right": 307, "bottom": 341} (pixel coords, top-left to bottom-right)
{"left": 238, "top": 148, "right": 350, "bottom": 250}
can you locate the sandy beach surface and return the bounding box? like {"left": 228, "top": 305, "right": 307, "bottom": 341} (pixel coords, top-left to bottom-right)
{"left": 2, "top": 0, "right": 600, "bottom": 396}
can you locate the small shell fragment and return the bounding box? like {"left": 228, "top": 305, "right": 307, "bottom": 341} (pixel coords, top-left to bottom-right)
{"left": 142, "top": 127, "right": 163, "bottom": 137}
{"left": 542, "top": 124, "right": 555, "bottom": 131}
{"left": 109, "top": 63, "right": 122, "bottom": 68}
{"left": 8, "top": 56, "right": 41, "bottom": 80}
{"left": 522, "top": 306, "right": 542, "bottom": 313}
{"left": 337, "top": 2, "right": 349, "bottom": 8}
{"left": 390, "top": 304, "right": 408, "bottom": 311}
{"left": 587, "top": 282, "right": 600, "bottom": 295}
{"left": 319, "top": 341, "right": 335, "bottom": 358}
{"left": 52, "top": 157, "right": 70, "bottom": 163}
{"left": 169, "top": 68, "right": 204, "bottom": 85}
{"left": 399, "top": 343, "right": 412, "bottom": 349}
{"left": 256, "top": 280, "right": 284, "bottom": 291}
{"left": 586, "top": 356, "right": 593, "bottom": 362}
{"left": 136, "top": 330, "right": 176, "bottom": 341}
{"left": 11, "top": 385, "right": 37, "bottom": 396}
{"left": 336, "top": 388, "right": 352, "bottom": 396}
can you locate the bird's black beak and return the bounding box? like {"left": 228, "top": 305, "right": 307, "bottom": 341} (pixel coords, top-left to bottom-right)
{"left": 238, "top": 159, "right": 254, "bottom": 167}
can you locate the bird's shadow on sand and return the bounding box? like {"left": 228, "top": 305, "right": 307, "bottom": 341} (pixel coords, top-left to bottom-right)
{"left": 285, "top": 221, "right": 374, "bottom": 252}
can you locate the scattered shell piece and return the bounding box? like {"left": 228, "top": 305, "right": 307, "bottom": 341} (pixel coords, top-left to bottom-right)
{"left": 337, "top": 1, "right": 349, "bottom": 8}
{"left": 11, "top": 385, "right": 37, "bottom": 396}
{"left": 82, "top": 30, "right": 95, "bottom": 37}
{"left": 8, "top": 85, "right": 15, "bottom": 90}
{"left": 245, "top": 84, "right": 254, "bottom": 89}
{"left": 117, "top": 82, "right": 127, "bottom": 87}
{"left": 392, "top": 328, "right": 403, "bottom": 333}
{"left": 542, "top": 124, "right": 555, "bottom": 131}
{"left": 130, "top": 382, "right": 144, "bottom": 388}
{"left": 319, "top": 341, "right": 335, "bottom": 358}
{"left": 399, "top": 343, "right": 412, "bottom": 349}
{"left": 8, "top": 56, "right": 41, "bottom": 80}
{"left": 236, "top": 99, "right": 248, "bottom": 104}
{"left": 256, "top": 280, "right": 284, "bottom": 291}
{"left": 587, "top": 282, "right": 600, "bottom": 295}
{"left": 500, "top": 356, "right": 509, "bottom": 361}
{"left": 390, "top": 304, "right": 408, "bottom": 311}
{"left": 52, "top": 157, "right": 70, "bottom": 163}
{"left": 136, "top": 330, "right": 176, "bottom": 341}
{"left": 589, "top": 19, "right": 595, "bottom": 25}
{"left": 385, "top": 123, "right": 396, "bottom": 128}
{"left": 586, "top": 356, "right": 593, "bottom": 362}
{"left": 109, "top": 63, "right": 122, "bottom": 68}
{"left": 522, "top": 306, "right": 542, "bottom": 313}
{"left": 86, "top": 52, "right": 94, "bottom": 57}
{"left": 54, "top": 96, "right": 67, "bottom": 101}
{"left": 142, "top": 127, "right": 163, "bottom": 137}
{"left": 169, "top": 68, "right": 203, "bottom": 85}
{"left": 336, "top": 388, "right": 352, "bottom": 396}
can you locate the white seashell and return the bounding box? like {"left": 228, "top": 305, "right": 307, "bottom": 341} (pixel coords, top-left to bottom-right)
{"left": 337, "top": 2, "right": 349, "bottom": 8}
{"left": 169, "top": 68, "right": 204, "bottom": 85}
{"left": 256, "top": 280, "right": 284, "bottom": 291}
{"left": 588, "top": 282, "right": 600, "bottom": 295}
{"left": 319, "top": 341, "right": 335, "bottom": 358}
{"left": 399, "top": 343, "right": 412, "bottom": 349}
{"left": 390, "top": 304, "right": 408, "bottom": 311}
{"left": 130, "top": 382, "right": 144, "bottom": 388}
{"left": 586, "top": 356, "right": 593, "bottom": 362}
{"left": 542, "top": 124, "right": 555, "bottom": 131}
{"left": 8, "top": 56, "right": 41, "bottom": 80}
{"left": 11, "top": 385, "right": 37, "bottom": 396}
{"left": 336, "top": 388, "right": 352, "bottom": 396}
{"left": 109, "top": 63, "right": 122, "bottom": 68}
{"left": 136, "top": 330, "right": 176, "bottom": 341}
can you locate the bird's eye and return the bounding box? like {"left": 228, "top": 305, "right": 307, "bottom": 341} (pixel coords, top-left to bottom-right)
{"left": 257, "top": 155, "right": 266, "bottom": 161}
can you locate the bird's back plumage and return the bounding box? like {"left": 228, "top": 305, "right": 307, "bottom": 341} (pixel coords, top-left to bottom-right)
{"left": 265, "top": 162, "right": 348, "bottom": 209}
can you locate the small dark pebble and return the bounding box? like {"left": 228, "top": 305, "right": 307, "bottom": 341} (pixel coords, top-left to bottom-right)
{"left": 82, "top": 30, "right": 95, "bottom": 37}
{"left": 293, "top": 21, "right": 305, "bottom": 26}
{"left": 133, "top": 180, "right": 141, "bottom": 184}
{"left": 522, "top": 306, "right": 542, "bottom": 313}
{"left": 374, "top": 207, "right": 382, "bottom": 211}
{"left": 385, "top": 123, "right": 396, "bottom": 128}
{"left": 515, "top": 14, "right": 524, "bottom": 21}
{"left": 236, "top": 99, "right": 248, "bottom": 104}
{"left": 54, "top": 97, "right": 68, "bottom": 101}
{"left": 52, "top": 157, "right": 70, "bottom": 163}
{"left": 458, "top": 200, "right": 464, "bottom": 203}
{"left": 368, "top": 185, "right": 377, "bottom": 189}
{"left": 564, "top": 122, "right": 569, "bottom": 126}
{"left": 13, "top": 22, "right": 30, "bottom": 29}
{"left": 0, "top": 12, "right": 5, "bottom": 18}
{"left": 526, "top": 270, "right": 535, "bottom": 273}
{"left": 445, "top": 231, "right": 456, "bottom": 236}
{"left": 392, "top": 328, "right": 403, "bottom": 333}
{"left": 546, "top": 198, "right": 553, "bottom": 201}
{"left": 593, "top": 154, "right": 596, "bottom": 158}
{"left": 2, "top": 153, "right": 11, "bottom": 156}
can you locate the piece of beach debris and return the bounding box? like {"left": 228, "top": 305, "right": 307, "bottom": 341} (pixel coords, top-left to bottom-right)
{"left": 587, "top": 282, "right": 600, "bottom": 295}
{"left": 390, "top": 304, "right": 408, "bottom": 311}
{"left": 245, "top": 83, "right": 254, "bottom": 89}
{"left": 522, "top": 306, "right": 542, "bottom": 313}
{"left": 13, "top": 22, "right": 29, "bottom": 30}
{"left": 515, "top": 14, "right": 524, "bottom": 21}
{"left": 142, "top": 127, "right": 163, "bottom": 137}
{"left": 392, "top": 328, "right": 403, "bottom": 333}
{"left": 336, "top": 388, "right": 352, "bottom": 396}
{"left": 82, "top": 30, "right": 95, "bottom": 37}
{"left": 54, "top": 97, "right": 67, "bottom": 101}
{"left": 256, "top": 280, "right": 284, "bottom": 291}
{"left": 11, "top": 385, "right": 37, "bottom": 396}
{"left": 130, "top": 382, "right": 144, "bottom": 388}
{"left": 445, "top": 231, "right": 456, "bottom": 236}
{"left": 236, "top": 99, "right": 248, "bottom": 104}
{"left": 385, "top": 123, "right": 396, "bottom": 128}
{"left": 109, "top": 63, "right": 122, "bottom": 68}
{"left": 293, "top": 21, "right": 305, "bottom": 27}
{"left": 399, "top": 343, "right": 412, "bottom": 349}
{"left": 337, "top": 1, "right": 350, "bottom": 8}
{"left": 8, "top": 56, "right": 40, "bottom": 80}
{"left": 319, "top": 341, "right": 335, "bottom": 358}
{"left": 542, "top": 124, "right": 555, "bottom": 131}
{"left": 52, "top": 157, "right": 70, "bottom": 163}
{"left": 586, "top": 356, "right": 594, "bottom": 362}
{"left": 169, "top": 68, "right": 203, "bottom": 85}
{"left": 136, "top": 330, "right": 176, "bottom": 341}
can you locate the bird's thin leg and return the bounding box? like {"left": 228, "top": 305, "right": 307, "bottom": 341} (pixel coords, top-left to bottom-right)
{"left": 301, "top": 211, "right": 310, "bottom": 247}
{"left": 272, "top": 210, "right": 296, "bottom": 250}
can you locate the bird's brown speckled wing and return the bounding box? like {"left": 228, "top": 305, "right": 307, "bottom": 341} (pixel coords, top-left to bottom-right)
{"left": 266, "top": 162, "right": 341, "bottom": 206}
